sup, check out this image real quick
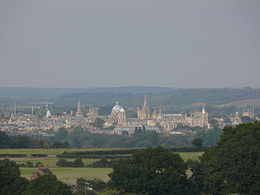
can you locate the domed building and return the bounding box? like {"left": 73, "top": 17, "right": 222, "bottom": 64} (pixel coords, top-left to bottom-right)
{"left": 109, "top": 101, "right": 126, "bottom": 123}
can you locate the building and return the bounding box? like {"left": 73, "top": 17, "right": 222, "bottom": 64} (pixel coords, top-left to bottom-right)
{"left": 76, "top": 100, "right": 83, "bottom": 117}
{"left": 137, "top": 95, "right": 150, "bottom": 120}
{"left": 107, "top": 101, "right": 126, "bottom": 123}
{"left": 160, "top": 105, "right": 210, "bottom": 130}
{"left": 88, "top": 106, "right": 99, "bottom": 121}
{"left": 243, "top": 107, "right": 255, "bottom": 119}
{"left": 46, "top": 105, "right": 51, "bottom": 119}
{"left": 30, "top": 167, "right": 54, "bottom": 180}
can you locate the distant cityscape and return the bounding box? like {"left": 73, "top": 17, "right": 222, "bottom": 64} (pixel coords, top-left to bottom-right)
{"left": 0, "top": 95, "right": 257, "bottom": 136}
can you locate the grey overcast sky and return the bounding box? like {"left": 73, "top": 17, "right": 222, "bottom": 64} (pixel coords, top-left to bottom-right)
{"left": 0, "top": 0, "right": 259, "bottom": 88}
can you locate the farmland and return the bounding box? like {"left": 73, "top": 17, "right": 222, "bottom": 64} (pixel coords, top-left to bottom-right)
{"left": 0, "top": 148, "right": 203, "bottom": 184}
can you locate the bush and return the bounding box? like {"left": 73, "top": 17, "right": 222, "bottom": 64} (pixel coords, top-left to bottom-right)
{"left": 35, "top": 162, "right": 44, "bottom": 167}
{"left": 0, "top": 154, "right": 26, "bottom": 158}
{"left": 57, "top": 154, "right": 129, "bottom": 159}
{"left": 74, "top": 158, "right": 85, "bottom": 167}
{"left": 90, "top": 159, "right": 117, "bottom": 168}
{"left": 17, "top": 163, "right": 26, "bottom": 167}
{"left": 57, "top": 147, "right": 207, "bottom": 159}
{"left": 31, "top": 154, "right": 48, "bottom": 157}
{"left": 25, "top": 161, "right": 34, "bottom": 168}
{"left": 56, "top": 158, "right": 85, "bottom": 167}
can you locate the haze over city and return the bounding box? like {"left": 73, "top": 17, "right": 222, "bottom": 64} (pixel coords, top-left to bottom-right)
{"left": 0, "top": 0, "right": 259, "bottom": 88}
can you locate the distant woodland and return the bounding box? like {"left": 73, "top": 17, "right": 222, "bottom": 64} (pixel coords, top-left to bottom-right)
{"left": 0, "top": 87, "right": 260, "bottom": 115}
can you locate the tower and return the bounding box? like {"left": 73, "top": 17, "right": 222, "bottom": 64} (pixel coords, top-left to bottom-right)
{"left": 202, "top": 104, "right": 206, "bottom": 114}
{"left": 46, "top": 104, "right": 51, "bottom": 119}
{"left": 76, "top": 100, "right": 83, "bottom": 117}
{"left": 137, "top": 95, "right": 150, "bottom": 120}
{"left": 13, "top": 102, "right": 16, "bottom": 116}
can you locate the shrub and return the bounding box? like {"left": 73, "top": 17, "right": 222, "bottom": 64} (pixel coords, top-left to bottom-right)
{"left": 35, "top": 162, "right": 44, "bottom": 167}
{"left": 56, "top": 158, "right": 85, "bottom": 167}
{"left": 91, "top": 159, "right": 117, "bottom": 168}
{"left": 73, "top": 158, "right": 85, "bottom": 167}
{"left": 31, "top": 154, "right": 48, "bottom": 157}
{"left": 25, "top": 161, "right": 34, "bottom": 168}
{"left": 0, "top": 154, "right": 26, "bottom": 158}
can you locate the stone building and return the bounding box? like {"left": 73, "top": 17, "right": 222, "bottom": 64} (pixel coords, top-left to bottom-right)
{"left": 243, "top": 107, "right": 255, "bottom": 119}
{"left": 30, "top": 167, "right": 54, "bottom": 180}
{"left": 160, "top": 105, "right": 210, "bottom": 130}
{"left": 107, "top": 101, "right": 126, "bottom": 123}
{"left": 76, "top": 100, "right": 83, "bottom": 117}
{"left": 87, "top": 106, "right": 99, "bottom": 122}
{"left": 137, "top": 95, "right": 150, "bottom": 120}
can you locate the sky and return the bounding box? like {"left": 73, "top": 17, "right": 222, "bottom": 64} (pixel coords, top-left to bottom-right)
{"left": 0, "top": 0, "right": 259, "bottom": 88}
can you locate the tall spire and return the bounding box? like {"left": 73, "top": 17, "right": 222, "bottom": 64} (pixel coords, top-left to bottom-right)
{"left": 202, "top": 104, "right": 206, "bottom": 114}
{"left": 13, "top": 102, "right": 16, "bottom": 116}
{"left": 76, "top": 100, "right": 83, "bottom": 117}
{"left": 144, "top": 95, "right": 147, "bottom": 105}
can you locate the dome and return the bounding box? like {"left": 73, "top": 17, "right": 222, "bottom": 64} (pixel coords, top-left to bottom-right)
{"left": 112, "top": 101, "right": 122, "bottom": 113}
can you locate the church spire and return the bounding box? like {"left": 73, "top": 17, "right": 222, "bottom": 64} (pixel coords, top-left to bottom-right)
{"left": 76, "top": 100, "right": 83, "bottom": 117}
{"left": 143, "top": 95, "right": 147, "bottom": 108}
{"left": 13, "top": 102, "right": 16, "bottom": 116}
{"left": 202, "top": 104, "right": 206, "bottom": 114}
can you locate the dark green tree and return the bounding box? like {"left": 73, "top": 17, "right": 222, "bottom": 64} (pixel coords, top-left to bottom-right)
{"left": 23, "top": 174, "right": 72, "bottom": 195}
{"left": 0, "top": 159, "right": 21, "bottom": 190}
{"left": 201, "top": 122, "right": 260, "bottom": 195}
{"left": 0, "top": 131, "right": 11, "bottom": 148}
{"left": 192, "top": 138, "right": 203, "bottom": 148}
{"left": 56, "top": 159, "right": 73, "bottom": 167}
{"left": 73, "top": 158, "right": 85, "bottom": 167}
{"left": 53, "top": 128, "right": 69, "bottom": 141}
{"left": 92, "top": 118, "right": 105, "bottom": 128}
{"left": 109, "top": 146, "right": 190, "bottom": 194}
{"left": 10, "top": 135, "right": 31, "bottom": 148}
{"left": 1, "top": 177, "right": 29, "bottom": 195}
{"left": 0, "top": 159, "right": 29, "bottom": 194}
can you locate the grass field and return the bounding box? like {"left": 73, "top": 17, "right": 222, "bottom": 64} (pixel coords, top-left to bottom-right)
{"left": 20, "top": 167, "right": 112, "bottom": 184}
{"left": 0, "top": 148, "right": 203, "bottom": 184}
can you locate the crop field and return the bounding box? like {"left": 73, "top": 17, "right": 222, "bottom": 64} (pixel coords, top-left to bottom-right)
{"left": 0, "top": 148, "right": 203, "bottom": 184}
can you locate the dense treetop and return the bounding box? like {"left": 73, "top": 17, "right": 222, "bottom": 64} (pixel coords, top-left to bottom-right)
{"left": 200, "top": 121, "right": 260, "bottom": 195}
{"left": 109, "top": 146, "right": 191, "bottom": 195}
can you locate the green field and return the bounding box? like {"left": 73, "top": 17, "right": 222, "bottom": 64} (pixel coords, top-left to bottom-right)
{"left": 0, "top": 148, "right": 203, "bottom": 184}
{"left": 21, "top": 167, "right": 112, "bottom": 184}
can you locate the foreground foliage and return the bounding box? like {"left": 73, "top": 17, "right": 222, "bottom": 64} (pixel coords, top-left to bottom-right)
{"left": 23, "top": 174, "right": 72, "bottom": 195}
{"left": 0, "top": 159, "right": 72, "bottom": 195}
{"left": 0, "top": 159, "right": 29, "bottom": 195}
{"left": 109, "top": 147, "right": 190, "bottom": 195}
{"left": 200, "top": 122, "right": 260, "bottom": 195}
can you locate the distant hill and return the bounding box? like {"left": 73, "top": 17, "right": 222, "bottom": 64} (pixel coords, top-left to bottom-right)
{"left": 216, "top": 98, "right": 260, "bottom": 108}
{"left": 56, "top": 88, "right": 260, "bottom": 107}
{"left": 0, "top": 86, "right": 175, "bottom": 97}
{"left": 1, "top": 87, "right": 260, "bottom": 109}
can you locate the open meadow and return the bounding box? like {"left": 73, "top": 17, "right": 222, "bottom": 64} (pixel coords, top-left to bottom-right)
{"left": 0, "top": 148, "right": 203, "bottom": 184}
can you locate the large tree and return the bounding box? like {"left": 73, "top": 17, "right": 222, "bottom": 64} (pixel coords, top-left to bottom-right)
{"left": 0, "top": 159, "right": 21, "bottom": 190}
{"left": 23, "top": 174, "right": 72, "bottom": 195}
{"left": 108, "top": 146, "right": 190, "bottom": 195}
{"left": 0, "top": 131, "right": 11, "bottom": 148}
{"left": 0, "top": 159, "right": 29, "bottom": 194}
{"left": 200, "top": 122, "right": 260, "bottom": 195}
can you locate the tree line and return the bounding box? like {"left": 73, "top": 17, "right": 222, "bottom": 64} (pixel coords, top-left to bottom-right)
{"left": 109, "top": 121, "right": 260, "bottom": 194}
{"left": 49, "top": 127, "right": 222, "bottom": 148}
{"left": 0, "top": 131, "right": 71, "bottom": 149}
